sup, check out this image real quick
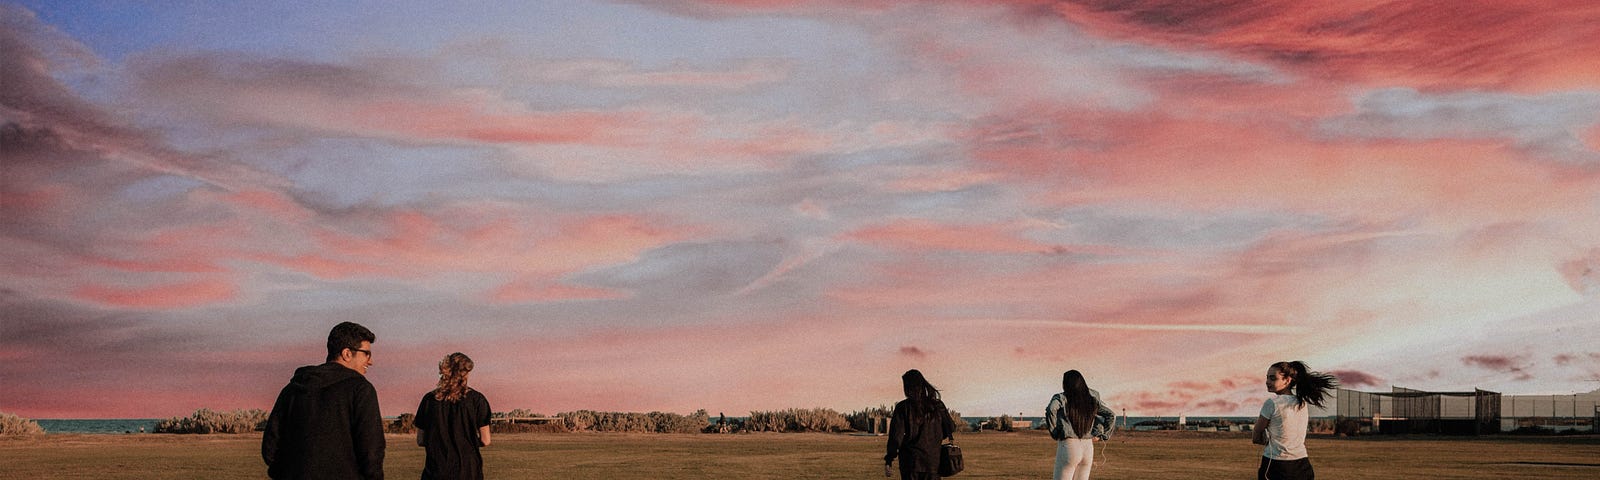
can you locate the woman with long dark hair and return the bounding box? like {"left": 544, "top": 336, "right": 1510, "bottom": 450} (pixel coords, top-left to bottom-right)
{"left": 415, "top": 352, "right": 493, "bottom": 480}
{"left": 1252, "top": 361, "right": 1337, "bottom": 480}
{"left": 884, "top": 369, "right": 956, "bottom": 479}
{"left": 1044, "top": 370, "right": 1115, "bottom": 480}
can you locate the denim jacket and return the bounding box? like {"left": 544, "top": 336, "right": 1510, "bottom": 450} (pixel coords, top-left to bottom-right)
{"left": 1044, "top": 388, "right": 1115, "bottom": 440}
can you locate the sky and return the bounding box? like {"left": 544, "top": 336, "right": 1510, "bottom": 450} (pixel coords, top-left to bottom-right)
{"left": 4, "top": 1, "right": 1600, "bottom": 420}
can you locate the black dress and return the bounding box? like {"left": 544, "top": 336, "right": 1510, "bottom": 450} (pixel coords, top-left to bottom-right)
{"left": 415, "top": 390, "right": 491, "bottom": 480}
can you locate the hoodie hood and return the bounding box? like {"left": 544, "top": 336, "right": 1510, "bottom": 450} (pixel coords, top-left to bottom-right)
{"left": 287, "top": 362, "right": 366, "bottom": 393}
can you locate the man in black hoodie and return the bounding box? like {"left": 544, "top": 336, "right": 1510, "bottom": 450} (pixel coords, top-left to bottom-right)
{"left": 263, "top": 322, "right": 385, "bottom": 479}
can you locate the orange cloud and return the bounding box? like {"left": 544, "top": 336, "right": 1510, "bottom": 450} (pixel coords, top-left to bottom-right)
{"left": 72, "top": 278, "right": 238, "bottom": 309}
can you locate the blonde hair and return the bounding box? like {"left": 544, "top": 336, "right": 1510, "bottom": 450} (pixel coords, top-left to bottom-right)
{"left": 434, "top": 352, "right": 474, "bottom": 402}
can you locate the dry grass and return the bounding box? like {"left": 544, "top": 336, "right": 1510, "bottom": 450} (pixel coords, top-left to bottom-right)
{"left": 2, "top": 430, "right": 1597, "bottom": 479}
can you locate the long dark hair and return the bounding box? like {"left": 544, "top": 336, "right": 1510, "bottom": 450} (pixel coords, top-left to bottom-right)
{"left": 1270, "top": 361, "right": 1337, "bottom": 409}
{"left": 901, "top": 369, "right": 943, "bottom": 421}
{"left": 1061, "top": 370, "right": 1096, "bottom": 435}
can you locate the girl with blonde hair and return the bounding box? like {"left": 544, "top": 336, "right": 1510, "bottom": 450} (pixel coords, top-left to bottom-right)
{"left": 415, "top": 352, "right": 493, "bottom": 480}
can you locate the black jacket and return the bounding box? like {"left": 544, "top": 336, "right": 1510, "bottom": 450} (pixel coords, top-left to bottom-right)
{"left": 263, "top": 362, "right": 386, "bottom": 479}
{"left": 884, "top": 398, "right": 955, "bottom": 473}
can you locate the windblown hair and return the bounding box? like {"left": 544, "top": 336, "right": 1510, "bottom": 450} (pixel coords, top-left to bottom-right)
{"left": 434, "top": 352, "right": 474, "bottom": 403}
{"left": 900, "top": 369, "right": 944, "bottom": 421}
{"left": 325, "top": 322, "right": 375, "bottom": 362}
{"left": 1061, "top": 370, "right": 1096, "bottom": 436}
{"left": 1271, "top": 361, "right": 1338, "bottom": 409}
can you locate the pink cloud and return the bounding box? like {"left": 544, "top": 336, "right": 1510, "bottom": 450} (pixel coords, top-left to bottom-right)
{"left": 1049, "top": 0, "right": 1600, "bottom": 91}
{"left": 1559, "top": 248, "right": 1600, "bottom": 297}
{"left": 489, "top": 280, "right": 628, "bottom": 303}
{"left": 844, "top": 219, "right": 1056, "bottom": 254}
{"left": 89, "top": 255, "right": 225, "bottom": 274}
{"left": 530, "top": 58, "right": 792, "bottom": 89}
{"left": 71, "top": 278, "right": 238, "bottom": 309}
{"left": 1461, "top": 354, "right": 1534, "bottom": 381}
{"left": 266, "top": 254, "right": 395, "bottom": 280}
{"left": 900, "top": 346, "right": 928, "bottom": 358}
{"left": 128, "top": 55, "right": 887, "bottom": 178}
{"left": 1328, "top": 369, "right": 1383, "bottom": 389}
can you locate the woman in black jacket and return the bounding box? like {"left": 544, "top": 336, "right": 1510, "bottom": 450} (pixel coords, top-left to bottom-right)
{"left": 884, "top": 369, "right": 955, "bottom": 479}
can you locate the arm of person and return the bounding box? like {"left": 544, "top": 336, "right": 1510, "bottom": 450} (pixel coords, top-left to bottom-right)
{"left": 415, "top": 428, "right": 425, "bottom": 447}
{"left": 941, "top": 403, "right": 955, "bottom": 441}
{"left": 261, "top": 386, "right": 292, "bottom": 468}
{"left": 476, "top": 393, "right": 492, "bottom": 447}
{"left": 884, "top": 404, "right": 905, "bottom": 466}
{"left": 352, "top": 383, "right": 386, "bottom": 480}
{"left": 1093, "top": 398, "right": 1116, "bottom": 440}
{"left": 1043, "top": 394, "right": 1062, "bottom": 440}
{"left": 1252, "top": 415, "right": 1270, "bottom": 445}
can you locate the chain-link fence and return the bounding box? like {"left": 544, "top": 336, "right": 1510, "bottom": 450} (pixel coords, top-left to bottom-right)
{"left": 1499, "top": 394, "right": 1599, "bottom": 432}
{"left": 1335, "top": 387, "right": 1500, "bottom": 435}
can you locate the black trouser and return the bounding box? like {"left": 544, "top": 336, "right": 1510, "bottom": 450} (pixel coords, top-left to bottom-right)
{"left": 899, "top": 469, "right": 938, "bottom": 480}
{"left": 1258, "top": 456, "right": 1313, "bottom": 480}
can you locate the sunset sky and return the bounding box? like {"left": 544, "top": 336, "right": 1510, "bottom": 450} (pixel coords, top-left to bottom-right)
{"left": 5, "top": 1, "right": 1600, "bottom": 420}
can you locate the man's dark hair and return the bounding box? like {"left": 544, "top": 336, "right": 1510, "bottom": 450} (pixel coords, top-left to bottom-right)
{"left": 326, "top": 322, "right": 376, "bottom": 362}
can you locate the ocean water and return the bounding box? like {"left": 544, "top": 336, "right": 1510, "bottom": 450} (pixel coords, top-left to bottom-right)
{"left": 36, "top": 419, "right": 162, "bottom": 434}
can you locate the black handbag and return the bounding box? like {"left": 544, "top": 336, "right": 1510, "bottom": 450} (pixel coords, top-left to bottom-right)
{"left": 938, "top": 442, "right": 964, "bottom": 476}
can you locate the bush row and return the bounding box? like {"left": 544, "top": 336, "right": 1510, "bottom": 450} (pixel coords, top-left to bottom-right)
{"left": 558, "top": 409, "right": 711, "bottom": 433}
{"left": 746, "top": 408, "right": 851, "bottom": 433}
{"left": 1, "top": 411, "right": 45, "bottom": 435}
{"left": 155, "top": 408, "right": 268, "bottom": 434}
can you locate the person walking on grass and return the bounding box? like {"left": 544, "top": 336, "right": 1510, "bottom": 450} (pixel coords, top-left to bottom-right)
{"left": 1253, "top": 361, "right": 1338, "bottom": 480}
{"left": 884, "top": 369, "right": 956, "bottom": 480}
{"left": 1045, "top": 370, "right": 1115, "bottom": 480}
{"left": 416, "top": 352, "right": 493, "bottom": 480}
{"left": 263, "top": 322, "right": 385, "bottom": 480}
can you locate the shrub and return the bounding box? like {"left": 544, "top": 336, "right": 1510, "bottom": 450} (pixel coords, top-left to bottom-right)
{"left": 982, "top": 414, "right": 1016, "bottom": 432}
{"left": 846, "top": 405, "right": 893, "bottom": 433}
{"left": 1, "top": 412, "right": 45, "bottom": 435}
{"left": 949, "top": 409, "right": 973, "bottom": 432}
{"left": 745, "top": 408, "right": 849, "bottom": 433}
{"left": 1308, "top": 418, "right": 1335, "bottom": 434}
{"left": 557, "top": 410, "right": 709, "bottom": 433}
{"left": 493, "top": 421, "right": 569, "bottom": 433}
{"left": 155, "top": 408, "right": 268, "bottom": 434}
{"left": 387, "top": 413, "right": 416, "bottom": 434}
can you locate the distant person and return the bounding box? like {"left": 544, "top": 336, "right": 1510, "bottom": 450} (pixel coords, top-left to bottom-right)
{"left": 415, "top": 352, "right": 493, "bottom": 480}
{"left": 263, "top": 322, "right": 385, "bottom": 479}
{"left": 1044, "top": 370, "right": 1115, "bottom": 480}
{"left": 1252, "top": 361, "right": 1337, "bottom": 480}
{"left": 884, "top": 369, "right": 956, "bottom": 480}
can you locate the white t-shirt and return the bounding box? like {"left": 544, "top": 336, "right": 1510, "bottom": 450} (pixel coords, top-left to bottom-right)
{"left": 1259, "top": 394, "right": 1308, "bottom": 460}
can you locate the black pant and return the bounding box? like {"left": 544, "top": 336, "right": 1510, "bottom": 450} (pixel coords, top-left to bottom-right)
{"left": 900, "top": 469, "right": 938, "bottom": 480}
{"left": 1258, "top": 456, "right": 1314, "bottom": 480}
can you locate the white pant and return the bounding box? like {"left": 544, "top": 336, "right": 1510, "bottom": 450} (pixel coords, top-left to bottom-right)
{"left": 1052, "top": 438, "right": 1094, "bottom": 480}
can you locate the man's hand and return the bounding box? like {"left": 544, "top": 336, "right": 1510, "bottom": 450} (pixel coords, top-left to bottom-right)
{"left": 884, "top": 463, "right": 893, "bottom": 477}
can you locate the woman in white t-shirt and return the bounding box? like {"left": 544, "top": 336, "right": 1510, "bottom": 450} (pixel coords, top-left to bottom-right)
{"left": 1251, "top": 361, "right": 1336, "bottom": 480}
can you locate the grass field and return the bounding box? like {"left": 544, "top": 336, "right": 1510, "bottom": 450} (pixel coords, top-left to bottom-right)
{"left": 4, "top": 430, "right": 1599, "bottom": 479}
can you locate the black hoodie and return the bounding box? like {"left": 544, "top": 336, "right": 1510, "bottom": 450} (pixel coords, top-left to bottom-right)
{"left": 263, "top": 362, "right": 385, "bottom": 479}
